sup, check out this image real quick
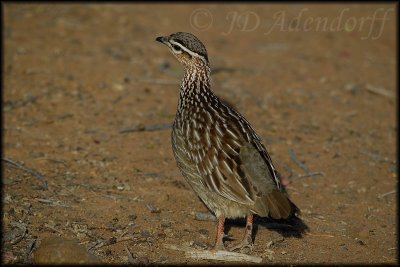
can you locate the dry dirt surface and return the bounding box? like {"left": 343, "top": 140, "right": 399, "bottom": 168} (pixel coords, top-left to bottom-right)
{"left": 2, "top": 3, "right": 397, "bottom": 265}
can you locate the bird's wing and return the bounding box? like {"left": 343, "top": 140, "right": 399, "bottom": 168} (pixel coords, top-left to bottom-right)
{"left": 185, "top": 101, "right": 292, "bottom": 218}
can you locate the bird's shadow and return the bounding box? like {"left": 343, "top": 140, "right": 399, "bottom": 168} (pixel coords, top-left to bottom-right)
{"left": 225, "top": 215, "right": 309, "bottom": 242}
{"left": 254, "top": 215, "right": 309, "bottom": 238}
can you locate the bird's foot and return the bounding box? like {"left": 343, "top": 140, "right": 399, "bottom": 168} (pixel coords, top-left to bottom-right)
{"left": 211, "top": 240, "right": 226, "bottom": 252}
{"left": 210, "top": 215, "right": 227, "bottom": 251}
{"left": 228, "top": 235, "right": 253, "bottom": 253}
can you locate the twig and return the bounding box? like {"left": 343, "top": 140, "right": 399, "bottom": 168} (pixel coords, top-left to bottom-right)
{"left": 146, "top": 203, "right": 161, "bottom": 213}
{"left": 102, "top": 193, "right": 124, "bottom": 200}
{"left": 365, "top": 84, "right": 394, "bottom": 99}
{"left": 163, "top": 244, "right": 262, "bottom": 263}
{"left": 24, "top": 238, "right": 37, "bottom": 264}
{"left": 94, "top": 236, "right": 134, "bottom": 249}
{"left": 44, "top": 223, "right": 64, "bottom": 234}
{"left": 119, "top": 123, "right": 171, "bottom": 133}
{"left": 35, "top": 157, "right": 67, "bottom": 166}
{"left": 37, "top": 198, "right": 71, "bottom": 208}
{"left": 378, "top": 190, "right": 396, "bottom": 199}
{"left": 125, "top": 246, "right": 136, "bottom": 264}
{"left": 293, "top": 172, "right": 325, "bottom": 179}
{"left": 120, "top": 230, "right": 129, "bottom": 238}
{"left": 304, "top": 233, "right": 334, "bottom": 238}
{"left": 2, "top": 157, "right": 48, "bottom": 189}
{"left": 288, "top": 149, "right": 310, "bottom": 173}
{"left": 361, "top": 150, "right": 395, "bottom": 164}
{"left": 4, "top": 94, "right": 39, "bottom": 111}
{"left": 88, "top": 226, "right": 116, "bottom": 231}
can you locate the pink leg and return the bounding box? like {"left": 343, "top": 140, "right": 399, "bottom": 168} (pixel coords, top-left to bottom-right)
{"left": 213, "top": 215, "right": 225, "bottom": 251}
{"left": 244, "top": 213, "right": 253, "bottom": 244}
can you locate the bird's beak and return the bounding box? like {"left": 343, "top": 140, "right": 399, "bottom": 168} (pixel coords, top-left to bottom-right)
{"left": 156, "top": 36, "right": 168, "bottom": 44}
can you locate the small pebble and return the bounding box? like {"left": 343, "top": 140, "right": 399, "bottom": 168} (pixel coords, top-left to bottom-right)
{"left": 198, "top": 228, "right": 209, "bottom": 236}
{"left": 128, "top": 214, "right": 137, "bottom": 221}
{"left": 194, "top": 212, "right": 216, "bottom": 222}
{"left": 32, "top": 237, "right": 101, "bottom": 264}
{"left": 112, "top": 83, "right": 124, "bottom": 91}
{"left": 159, "top": 256, "right": 168, "bottom": 262}
{"left": 263, "top": 249, "right": 274, "bottom": 261}
{"left": 137, "top": 256, "right": 149, "bottom": 264}
{"left": 355, "top": 238, "right": 366, "bottom": 246}
{"left": 160, "top": 222, "right": 171, "bottom": 228}
{"left": 146, "top": 204, "right": 161, "bottom": 213}
{"left": 141, "top": 230, "right": 151, "bottom": 237}
{"left": 157, "top": 232, "right": 166, "bottom": 238}
{"left": 343, "top": 83, "right": 361, "bottom": 95}
{"left": 191, "top": 240, "right": 208, "bottom": 248}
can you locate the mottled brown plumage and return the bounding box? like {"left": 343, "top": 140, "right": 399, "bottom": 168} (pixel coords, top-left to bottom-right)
{"left": 156, "top": 32, "right": 299, "bottom": 251}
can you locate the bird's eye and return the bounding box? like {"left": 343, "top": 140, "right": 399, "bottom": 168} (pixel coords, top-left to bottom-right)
{"left": 172, "top": 44, "right": 182, "bottom": 52}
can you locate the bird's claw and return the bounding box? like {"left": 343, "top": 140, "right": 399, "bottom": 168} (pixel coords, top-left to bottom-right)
{"left": 211, "top": 241, "right": 226, "bottom": 252}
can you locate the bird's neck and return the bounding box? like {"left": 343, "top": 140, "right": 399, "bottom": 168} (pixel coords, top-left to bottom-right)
{"left": 181, "top": 63, "right": 211, "bottom": 92}
{"left": 177, "top": 63, "right": 213, "bottom": 114}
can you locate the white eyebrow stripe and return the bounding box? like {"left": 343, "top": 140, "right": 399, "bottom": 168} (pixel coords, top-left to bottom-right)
{"left": 169, "top": 40, "right": 206, "bottom": 62}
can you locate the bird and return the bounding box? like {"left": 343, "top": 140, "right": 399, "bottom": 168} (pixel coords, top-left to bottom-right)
{"left": 156, "top": 32, "right": 299, "bottom": 252}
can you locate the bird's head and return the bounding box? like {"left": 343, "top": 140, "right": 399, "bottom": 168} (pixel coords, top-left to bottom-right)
{"left": 156, "top": 32, "right": 209, "bottom": 68}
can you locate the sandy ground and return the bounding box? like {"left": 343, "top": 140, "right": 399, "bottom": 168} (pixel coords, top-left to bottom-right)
{"left": 2, "top": 3, "right": 397, "bottom": 264}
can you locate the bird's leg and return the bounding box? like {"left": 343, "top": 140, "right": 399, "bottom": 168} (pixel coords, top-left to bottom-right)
{"left": 212, "top": 215, "right": 226, "bottom": 251}
{"left": 230, "top": 214, "right": 254, "bottom": 252}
